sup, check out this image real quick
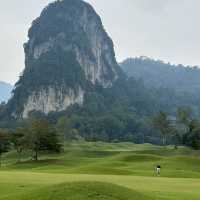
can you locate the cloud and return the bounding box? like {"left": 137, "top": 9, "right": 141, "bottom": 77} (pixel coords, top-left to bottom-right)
{"left": 131, "top": 0, "right": 171, "bottom": 13}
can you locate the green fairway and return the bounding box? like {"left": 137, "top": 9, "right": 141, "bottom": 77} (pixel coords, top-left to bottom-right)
{"left": 1, "top": 181, "right": 152, "bottom": 200}
{"left": 1, "top": 142, "right": 200, "bottom": 199}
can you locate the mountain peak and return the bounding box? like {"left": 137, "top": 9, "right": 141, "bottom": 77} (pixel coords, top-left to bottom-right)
{"left": 7, "top": 0, "right": 121, "bottom": 118}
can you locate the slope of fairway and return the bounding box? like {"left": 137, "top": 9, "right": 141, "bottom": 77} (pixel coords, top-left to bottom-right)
{"left": 1, "top": 142, "right": 200, "bottom": 200}
{"left": 3, "top": 182, "right": 151, "bottom": 200}
{"left": 3, "top": 142, "right": 200, "bottom": 179}
{"left": 1, "top": 172, "right": 200, "bottom": 200}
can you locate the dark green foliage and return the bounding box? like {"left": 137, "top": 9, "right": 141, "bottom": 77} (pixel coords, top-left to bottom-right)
{"left": 3, "top": 73, "right": 199, "bottom": 145}
{"left": 0, "top": 130, "right": 10, "bottom": 166}
{"left": 29, "top": 0, "right": 100, "bottom": 50}
{"left": 0, "top": 102, "right": 6, "bottom": 113}
{"left": 4, "top": 74, "right": 187, "bottom": 145}
{"left": 121, "top": 57, "right": 200, "bottom": 93}
{"left": 24, "top": 119, "right": 63, "bottom": 161}
{"left": 183, "top": 123, "right": 200, "bottom": 150}
{"left": 53, "top": 109, "right": 155, "bottom": 144}
{"left": 11, "top": 127, "right": 27, "bottom": 162}
{"left": 56, "top": 116, "right": 80, "bottom": 141}
{"left": 121, "top": 57, "right": 200, "bottom": 116}
{"left": 7, "top": 49, "right": 87, "bottom": 116}
{"left": 173, "top": 108, "right": 200, "bottom": 150}
{"left": 22, "top": 50, "right": 86, "bottom": 89}
{"left": 152, "top": 112, "right": 174, "bottom": 146}
{"left": 177, "top": 107, "right": 192, "bottom": 127}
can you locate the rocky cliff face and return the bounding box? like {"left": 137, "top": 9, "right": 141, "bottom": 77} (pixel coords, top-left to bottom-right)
{"left": 8, "top": 0, "right": 122, "bottom": 118}
{"left": 22, "top": 87, "right": 84, "bottom": 118}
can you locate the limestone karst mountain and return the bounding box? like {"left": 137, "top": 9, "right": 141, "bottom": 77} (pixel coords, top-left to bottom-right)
{"left": 7, "top": 0, "right": 122, "bottom": 118}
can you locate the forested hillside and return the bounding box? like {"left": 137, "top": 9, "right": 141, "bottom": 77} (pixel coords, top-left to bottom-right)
{"left": 121, "top": 56, "right": 200, "bottom": 93}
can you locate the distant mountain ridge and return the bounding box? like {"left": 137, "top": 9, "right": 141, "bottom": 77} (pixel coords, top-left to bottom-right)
{"left": 0, "top": 81, "right": 13, "bottom": 103}
{"left": 121, "top": 56, "right": 200, "bottom": 94}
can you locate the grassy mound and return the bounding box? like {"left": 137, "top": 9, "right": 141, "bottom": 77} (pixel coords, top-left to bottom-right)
{"left": 1, "top": 142, "right": 200, "bottom": 200}
{"left": 3, "top": 142, "right": 200, "bottom": 178}
{"left": 6, "top": 182, "right": 152, "bottom": 200}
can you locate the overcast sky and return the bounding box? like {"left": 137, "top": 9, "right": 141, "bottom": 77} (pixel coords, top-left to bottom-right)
{"left": 1, "top": 0, "right": 200, "bottom": 84}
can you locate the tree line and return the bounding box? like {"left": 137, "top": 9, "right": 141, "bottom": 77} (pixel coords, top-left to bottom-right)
{"left": 152, "top": 107, "right": 200, "bottom": 149}
{"left": 0, "top": 118, "right": 62, "bottom": 166}
{"left": 1, "top": 106, "right": 200, "bottom": 166}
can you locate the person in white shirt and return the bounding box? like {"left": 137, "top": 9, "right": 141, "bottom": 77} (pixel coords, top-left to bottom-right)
{"left": 156, "top": 165, "right": 161, "bottom": 176}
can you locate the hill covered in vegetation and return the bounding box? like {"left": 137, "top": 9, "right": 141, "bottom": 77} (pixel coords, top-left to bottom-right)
{"left": 121, "top": 56, "right": 200, "bottom": 94}
{"left": 120, "top": 57, "right": 200, "bottom": 117}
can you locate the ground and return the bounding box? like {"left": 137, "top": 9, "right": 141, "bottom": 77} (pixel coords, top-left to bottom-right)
{"left": 0, "top": 142, "right": 200, "bottom": 200}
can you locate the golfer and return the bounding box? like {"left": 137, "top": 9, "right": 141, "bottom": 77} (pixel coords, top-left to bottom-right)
{"left": 156, "top": 165, "right": 161, "bottom": 176}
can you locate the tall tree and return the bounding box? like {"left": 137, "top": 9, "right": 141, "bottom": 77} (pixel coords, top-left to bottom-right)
{"left": 187, "top": 120, "right": 200, "bottom": 150}
{"left": 172, "top": 107, "right": 192, "bottom": 148}
{"left": 0, "top": 130, "right": 10, "bottom": 166}
{"left": 57, "top": 116, "right": 80, "bottom": 141}
{"left": 25, "top": 119, "right": 62, "bottom": 161}
{"left": 57, "top": 116, "right": 71, "bottom": 141}
{"left": 177, "top": 107, "right": 192, "bottom": 130}
{"left": 12, "top": 127, "right": 27, "bottom": 162}
{"left": 152, "top": 112, "right": 173, "bottom": 146}
{"left": 182, "top": 119, "right": 200, "bottom": 149}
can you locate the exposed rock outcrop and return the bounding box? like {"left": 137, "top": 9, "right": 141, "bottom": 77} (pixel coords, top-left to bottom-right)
{"left": 22, "top": 87, "right": 84, "bottom": 118}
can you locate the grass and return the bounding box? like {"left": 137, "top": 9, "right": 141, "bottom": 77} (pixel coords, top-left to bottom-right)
{"left": 1, "top": 142, "right": 200, "bottom": 199}
{"left": 2, "top": 182, "right": 152, "bottom": 200}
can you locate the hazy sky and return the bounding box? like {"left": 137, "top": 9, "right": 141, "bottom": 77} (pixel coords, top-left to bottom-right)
{"left": 1, "top": 0, "right": 200, "bottom": 84}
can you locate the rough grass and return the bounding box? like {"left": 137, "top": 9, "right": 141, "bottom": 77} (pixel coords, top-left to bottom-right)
{"left": 1, "top": 142, "right": 200, "bottom": 200}
{"left": 2, "top": 182, "right": 152, "bottom": 200}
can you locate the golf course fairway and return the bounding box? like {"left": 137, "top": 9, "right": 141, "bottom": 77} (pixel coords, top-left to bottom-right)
{"left": 0, "top": 142, "right": 200, "bottom": 200}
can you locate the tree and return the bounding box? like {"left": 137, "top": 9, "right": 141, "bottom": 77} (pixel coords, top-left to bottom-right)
{"left": 177, "top": 107, "right": 192, "bottom": 131}
{"left": 57, "top": 116, "right": 70, "bottom": 141}
{"left": 25, "top": 119, "right": 62, "bottom": 161}
{"left": 172, "top": 107, "right": 192, "bottom": 148}
{"left": 0, "top": 102, "right": 6, "bottom": 113}
{"left": 12, "top": 127, "right": 27, "bottom": 162}
{"left": 152, "top": 112, "right": 173, "bottom": 146}
{"left": 0, "top": 130, "right": 10, "bottom": 166}
{"left": 176, "top": 107, "right": 200, "bottom": 149}
{"left": 188, "top": 121, "right": 200, "bottom": 150}
{"left": 182, "top": 119, "right": 200, "bottom": 150}
{"left": 57, "top": 116, "right": 80, "bottom": 141}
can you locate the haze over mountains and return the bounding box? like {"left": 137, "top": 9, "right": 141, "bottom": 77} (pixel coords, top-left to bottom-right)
{"left": 121, "top": 57, "right": 200, "bottom": 94}
{"left": 0, "top": 81, "right": 13, "bottom": 103}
